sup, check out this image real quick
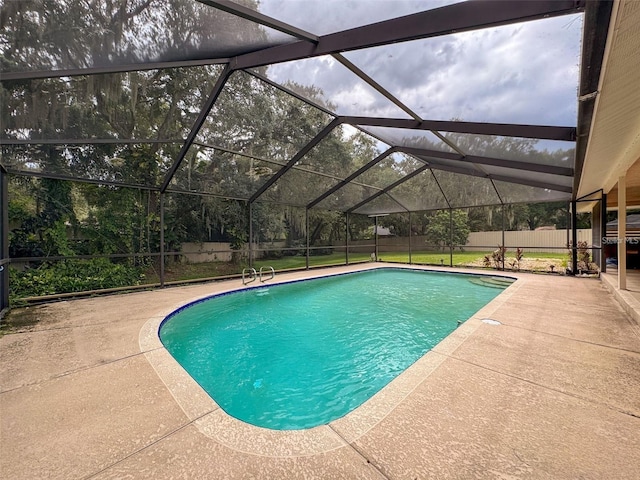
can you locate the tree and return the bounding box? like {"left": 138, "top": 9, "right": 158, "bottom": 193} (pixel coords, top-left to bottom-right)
{"left": 424, "top": 210, "right": 471, "bottom": 250}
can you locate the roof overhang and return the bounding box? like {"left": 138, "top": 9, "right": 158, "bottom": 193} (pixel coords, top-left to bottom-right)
{"left": 576, "top": 0, "right": 640, "bottom": 211}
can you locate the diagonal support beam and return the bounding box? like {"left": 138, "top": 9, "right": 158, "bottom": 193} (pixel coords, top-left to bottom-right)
{"left": 490, "top": 178, "right": 505, "bottom": 205}
{"left": 0, "top": 138, "right": 182, "bottom": 145}
{"left": 160, "top": 65, "right": 232, "bottom": 193}
{"left": 429, "top": 169, "right": 452, "bottom": 209}
{"left": 425, "top": 160, "right": 573, "bottom": 193}
{"left": 197, "top": 0, "right": 319, "bottom": 42}
{"left": 399, "top": 146, "right": 574, "bottom": 176}
{"left": 347, "top": 163, "right": 431, "bottom": 214}
{"left": 307, "top": 147, "right": 397, "bottom": 209}
{"left": 6, "top": 168, "right": 161, "bottom": 191}
{"left": 490, "top": 174, "right": 572, "bottom": 193}
{"left": 0, "top": 58, "right": 230, "bottom": 82}
{"left": 233, "top": 0, "right": 584, "bottom": 70}
{"left": 246, "top": 70, "right": 335, "bottom": 117}
{"left": 249, "top": 118, "right": 342, "bottom": 203}
{"left": 347, "top": 117, "right": 576, "bottom": 141}
{"left": 332, "top": 54, "right": 421, "bottom": 121}
{"left": 384, "top": 192, "right": 412, "bottom": 214}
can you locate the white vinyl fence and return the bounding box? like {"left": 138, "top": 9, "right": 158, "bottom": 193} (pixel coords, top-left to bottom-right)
{"left": 355, "top": 229, "right": 593, "bottom": 254}
{"left": 464, "top": 229, "right": 592, "bottom": 253}
{"left": 180, "top": 230, "right": 594, "bottom": 262}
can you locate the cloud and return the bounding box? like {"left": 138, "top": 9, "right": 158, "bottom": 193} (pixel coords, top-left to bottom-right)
{"left": 256, "top": 0, "right": 458, "bottom": 36}
{"left": 344, "top": 13, "right": 583, "bottom": 126}
{"left": 256, "top": 1, "right": 583, "bottom": 128}
{"left": 263, "top": 56, "right": 412, "bottom": 117}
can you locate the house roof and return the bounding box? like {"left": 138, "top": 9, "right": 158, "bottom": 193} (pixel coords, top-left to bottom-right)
{"left": 576, "top": 0, "right": 640, "bottom": 210}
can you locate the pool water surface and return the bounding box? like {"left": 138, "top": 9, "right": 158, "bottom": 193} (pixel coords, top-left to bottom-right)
{"left": 159, "top": 268, "right": 512, "bottom": 430}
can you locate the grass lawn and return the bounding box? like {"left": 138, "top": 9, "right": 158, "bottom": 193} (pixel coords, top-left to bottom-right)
{"left": 380, "top": 251, "right": 486, "bottom": 265}
{"left": 382, "top": 250, "right": 567, "bottom": 265}
{"left": 253, "top": 252, "right": 372, "bottom": 270}
{"left": 150, "top": 250, "right": 568, "bottom": 283}
{"left": 147, "top": 252, "right": 372, "bottom": 283}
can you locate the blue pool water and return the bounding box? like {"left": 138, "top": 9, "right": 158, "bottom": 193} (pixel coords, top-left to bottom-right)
{"left": 160, "top": 268, "right": 512, "bottom": 430}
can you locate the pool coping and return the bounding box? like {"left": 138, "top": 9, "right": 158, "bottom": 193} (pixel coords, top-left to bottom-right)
{"left": 139, "top": 263, "right": 522, "bottom": 457}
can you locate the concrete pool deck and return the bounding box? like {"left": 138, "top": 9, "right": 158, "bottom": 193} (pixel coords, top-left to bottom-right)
{"left": 1, "top": 264, "right": 639, "bottom": 479}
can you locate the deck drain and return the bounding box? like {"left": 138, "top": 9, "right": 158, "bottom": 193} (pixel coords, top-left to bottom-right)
{"left": 481, "top": 318, "right": 502, "bottom": 325}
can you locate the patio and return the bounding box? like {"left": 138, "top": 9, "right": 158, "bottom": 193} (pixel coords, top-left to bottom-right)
{"left": 2, "top": 1, "right": 640, "bottom": 477}
{"left": 1, "top": 265, "right": 639, "bottom": 479}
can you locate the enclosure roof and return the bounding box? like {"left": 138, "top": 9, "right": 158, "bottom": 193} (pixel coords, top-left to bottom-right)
{"left": 0, "top": 0, "right": 614, "bottom": 213}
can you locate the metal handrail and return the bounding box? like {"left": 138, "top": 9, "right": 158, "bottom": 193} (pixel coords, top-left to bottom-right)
{"left": 242, "top": 267, "right": 257, "bottom": 285}
{"left": 259, "top": 266, "right": 275, "bottom": 283}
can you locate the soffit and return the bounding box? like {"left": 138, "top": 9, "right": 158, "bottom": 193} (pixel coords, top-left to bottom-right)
{"left": 578, "top": 0, "right": 640, "bottom": 202}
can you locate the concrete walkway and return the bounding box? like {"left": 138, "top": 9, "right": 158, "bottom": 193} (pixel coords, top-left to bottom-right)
{"left": 1, "top": 265, "right": 639, "bottom": 479}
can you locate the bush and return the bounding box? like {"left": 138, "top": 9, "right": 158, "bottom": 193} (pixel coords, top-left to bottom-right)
{"left": 9, "top": 258, "right": 143, "bottom": 300}
{"left": 483, "top": 245, "right": 507, "bottom": 270}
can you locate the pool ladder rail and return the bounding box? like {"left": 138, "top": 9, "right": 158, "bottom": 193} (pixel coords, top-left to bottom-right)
{"left": 242, "top": 266, "right": 275, "bottom": 285}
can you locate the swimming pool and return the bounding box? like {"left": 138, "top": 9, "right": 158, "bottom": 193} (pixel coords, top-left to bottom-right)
{"left": 159, "top": 267, "right": 513, "bottom": 430}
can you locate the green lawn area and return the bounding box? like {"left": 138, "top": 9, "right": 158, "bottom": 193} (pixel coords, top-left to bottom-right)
{"left": 380, "top": 251, "right": 485, "bottom": 265}
{"left": 382, "top": 250, "right": 566, "bottom": 265}
{"left": 150, "top": 252, "right": 372, "bottom": 283}
{"left": 153, "top": 249, "right": 568, "bottom": 283}
{"left": 253, "top": 252, "right": 372, "bottom": 270}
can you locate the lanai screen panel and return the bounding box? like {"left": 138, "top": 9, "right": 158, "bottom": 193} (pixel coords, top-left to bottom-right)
{"left": 246, "top": 0, "right": 459, "bottom": 36}
{"left": 431, "top": 170, "right": 501, "bottom": 208}
{"left": 493, "top": 180, "right": 572, "bottom": 205}
{"left": 259, "top": 168, "right": 343, "bottom": 207}
{"left": 356, "top": 152, "right": 423, "bottom": 188}
{"left": 196, "top": 71, "right": 334, "bottom": 162}
{"left": 1, "top": 67, "right": 221, "bottom": 142}
{"left": 312, "top": 152, "right": 421, "bottom": 212}
{"left": 342, "top": 14, "right": 582, "bottom": 126}
{"left": 259, "top": 124, "right": 388, "bottom": 206}
{"left": 0, "top": 0, "right": 297, "bottom": 74}
{"left": 2, "top": 142, "right": 181, "bottom": 188}
{"left": 384, "top": 170, "right": 450, "bottom": 212}
{"left": 308, "top": 209, "right": 346, "bottom": 247}
{"left": 480, "top": 165, "right": 573, "bottom": 190}
{"left": 0, "top": 0, "right": 590, "bottom": 216}
{"left": 169, "top": 145, "right": 279, "bottom": 199}
{"left": 255, "top": 56, "right": 412, "bottom": 117}
{"left": 250, "top": 203, "right": 306, "bottom": 245}
{"left": 352, "top": 193, "right": 407, "bottom": 216}
{"left": 413, "top": 155, "right": 485, "bottom": 175}
{"left": 294, "top": 125, "right": 379, "bottom": 177}
{"left": 314, "top": 182, "right": 382, "bottom": 212}
{"left": 357, "top": 126, "right": 456, "bottom": 152}
{"left": 440, "top": 133, "right": 576, "bottom": 169}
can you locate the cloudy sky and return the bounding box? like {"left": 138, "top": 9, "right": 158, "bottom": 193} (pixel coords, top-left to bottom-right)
{"left": 253, "top": 0, "right": 583, "bottom": 131}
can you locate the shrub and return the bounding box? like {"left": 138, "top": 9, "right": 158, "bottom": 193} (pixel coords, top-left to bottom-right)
{"left": 567, "top": 240, "right": 596, "bottom": 272}
{"left": 9, "top": 258, "right": 143, "bottom": 300}
{"left": 491, "top": 246, "right": 507, "bottom": 270}
{"left": 508, "top": 247, "right": 524, "bottom": 271}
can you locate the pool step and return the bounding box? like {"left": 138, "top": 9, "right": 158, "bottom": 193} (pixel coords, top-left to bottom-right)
{"left": 469, "top": 277, "right": 514, "bottom": 289}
